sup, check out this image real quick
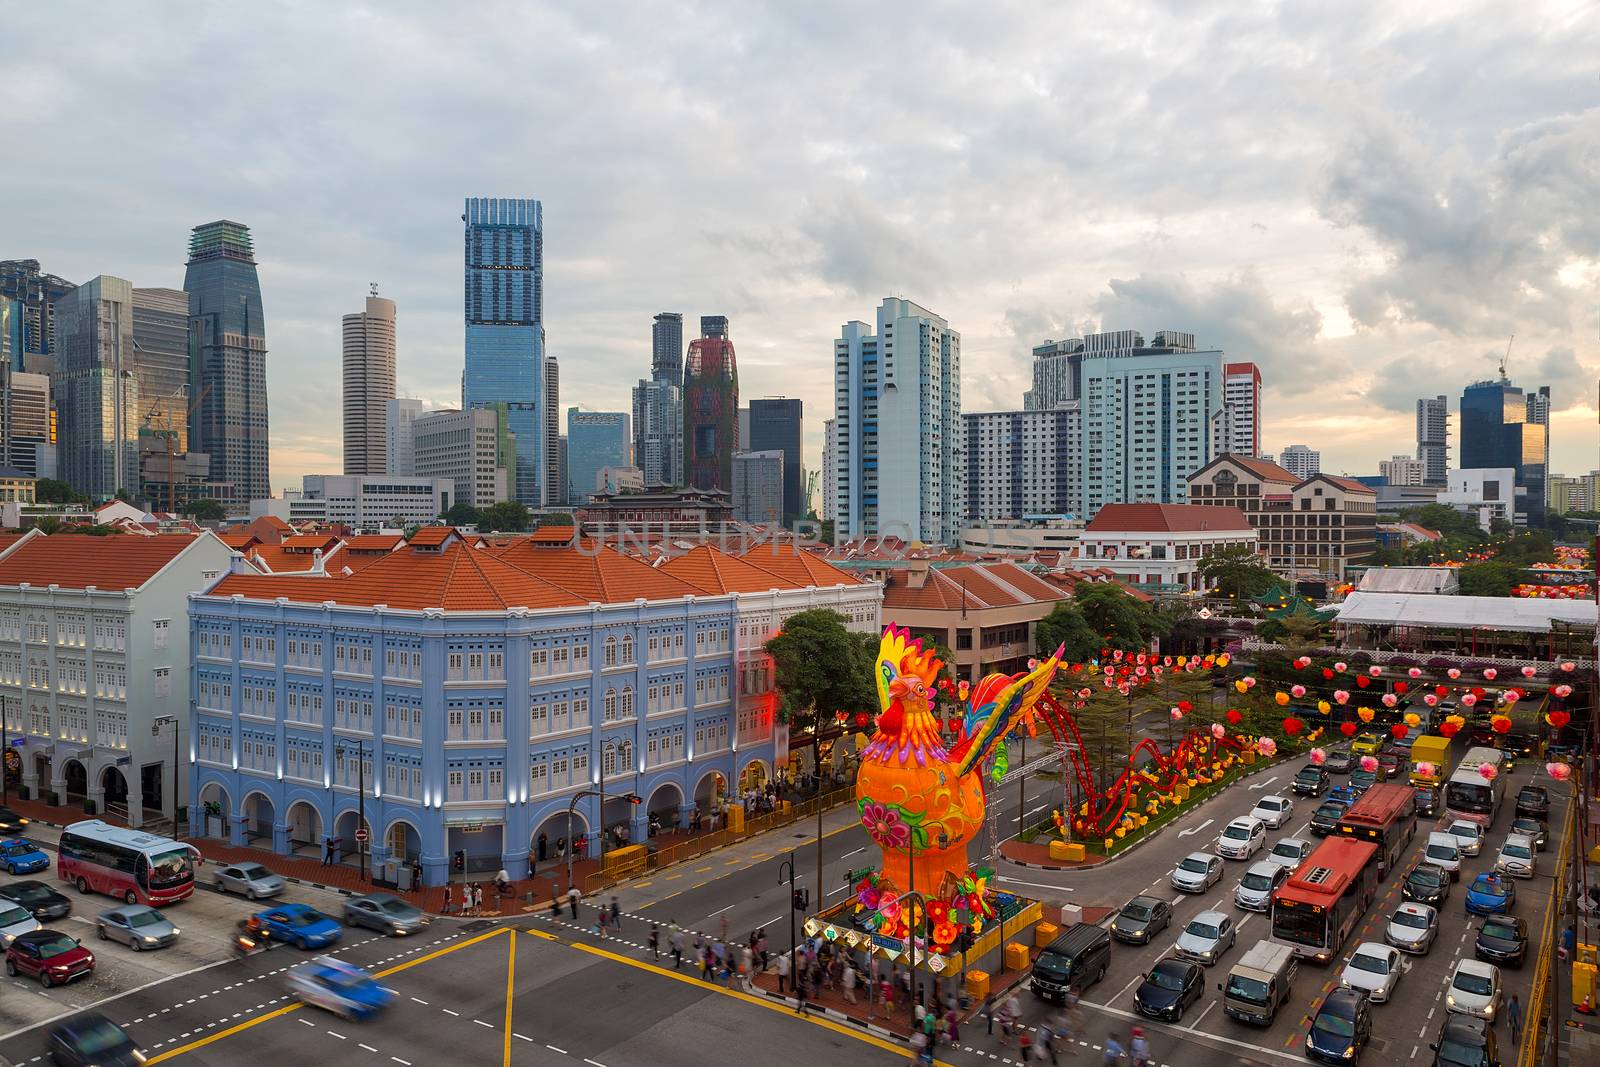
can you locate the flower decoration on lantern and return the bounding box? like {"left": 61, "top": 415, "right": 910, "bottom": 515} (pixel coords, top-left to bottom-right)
{"left": 1561, "top": 662, "right": 1576, "bottom": 672}
{"left": 1423, "top": 694, "right": 1438, "bottom": 707}
{"left": 1316, "top": 699, "right": 1331, "bottom": 715}
{"left": 1415, "top": 761, "right": 1436, "bottom": 778}
{"left": 1545, "top": 762, "right": 1572, "bottom": 781}
{"left": 1404, "top": 712, "right": 1421, "bottom": 728}
{"left": 1234, "top": 680, "right": 1249, "bottom": 694}
{"left": 1359, "top": 755, "right": 1378, "bottom": 773}
{"left": 1308, "top": 747, "right": 1327, "bottom": 766}
{"left": 1520, "top": 666, "right": 1536, "bottom": 679}
{"left": 1381, "top": 693, "right": 1398, "bottom": 708}
{"left": 1461, "top": 693, "right": 1478, "bottom": 707}
{"left": 1334, "top": 662, "right": 1348, "bottom": 672}
{"left": 1490, "top": 714, "right": 1512, "bottom": 734}
{"left": 1447, "top": 668, "right": 1461, "bottom": 680}
{"left": 1274, "top": 692, "right": 1290, "bottom": 706}
{"left": 1211, "top": 723, "right": 1226, "bottom": 739}
{"left": 1407, "top": 667, "right": 1422, "bottom": 679}
{"left": 1282, "top": 717, "right": 1304, "bottom": 737}
{"left": 1291, "top": 684, "right": 1307, "bottom": 699}
{"left": 1357, "top": 707, "right": 1375, "bottom": 724}
{"left": 1294, "top": 656, "right": 1312, "bottom": 669}
{"left": 1390, "top": 723, "right": 1408, "bottom": 740}
{"left": 1368, "top": 666, "right": 1382, "bottom": 677}
{"left": 1483, "top": 668, "right": 1498, "bottom": 680}
{"left": 1333, "top": 690, "right": 1350, "bottom": 705}
{"left": 1477, "top": 762, "right": 1498, "bottom": 782}
{"left": 1355, "top": 676, "right": 1370, "bottom": 689}
{"left": 1256, "top": 737, "right": 1277, "bottom": 757}
{"left": 1553, "top": 684, "right": 1573, "bottom": 699}
{"left": 1170, "top": 708, "right": 1184, "bottom": 721}
{"left": 1340, "top": 722, "right": 1358, "bottom": 737}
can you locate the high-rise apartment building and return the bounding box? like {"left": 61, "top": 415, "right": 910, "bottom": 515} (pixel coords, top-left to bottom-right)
{"left": 386, "top": 398, "right": 425, "bottom": 477}
{"left": 1416, "top": 395, "right": 1449, "bottom": 487}
{"left": 746, "top": 398, "right": 803, "bottom": 523}
{"left": 1460, "top": 378, "right": 1550, "bottom": 521}
{"left": 5, "top": 372, "right": 52, "bottom": 476}
{"left": 0, "top": 259, "right": 77, "bottom": 363}
{"left": 54, "top": 276, "right": 141, "bottom": 500}
{"left": 1379, "top": 454, "right": 1425, "bottom": 486}
{"left": 566, "top": 410, "right": 631, "bottom": 505}
{"left": 965, "top": 407, "right": 1078, "bottom": 522}
{"left": 821, "top": 418, "right": 837, "bottom": 526}
{"left": 834, "top": 298, "right": 962, "bottom": 544}
{"left": 1221, "top": 362, "right": 1262, "bottom": 457}
{"left": 462, "top": 198, "right": 545, "bottom": 507}
{"left": 1023, "top": 338, "right": 1083, "bottom": 411}
{"left": 342, "top": 292, "right": 396, "bottom": 476}
{"left": 1278, "top": 444, "right": 1321, "bottom": 481}
{"left": 185, "top": 220, "right": 268, "bottom": 506}
{"left": 130, "top": 288, "right": 191, "bottom": 453}
{"left": 413, "top": 407, "right": 512, "bottom": 508}
{"left": 1077, "top": 331, "right": 1221, "bottom": 516}
{"left": 732, "top": 451, "right": 784, "bottom": 525}
{"left": 633, "top": 312, "right": 685, "bottom": 489}
{"left": 684, "top": 317, "right": 738, "bottom": 492}
{"left": 543, "top": 355, "right": 561, "bottom": 507}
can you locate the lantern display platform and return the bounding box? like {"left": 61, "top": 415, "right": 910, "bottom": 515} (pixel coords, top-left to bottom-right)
{"left": 802, "top": 890, "right": 1043, "bottom": 980}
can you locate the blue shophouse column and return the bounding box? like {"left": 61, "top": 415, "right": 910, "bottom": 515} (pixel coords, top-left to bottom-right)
{"left": 503, "top": 622, "right": 532, "bottom": 878}
{"left": 418, "top": 614, "right": 450, "bottom": 887}
{"left": 676, "top": 802, "right": 695, "bottom": 830}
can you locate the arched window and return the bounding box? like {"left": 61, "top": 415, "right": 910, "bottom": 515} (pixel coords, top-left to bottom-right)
{"left": 603, "top": 635, "right": 617, "bottom": 668}
{"left": 620, "top": 686, "right": 633, "bottom": 718}
{"left": 620, "top": 635, "right": 634, "bottom": 665}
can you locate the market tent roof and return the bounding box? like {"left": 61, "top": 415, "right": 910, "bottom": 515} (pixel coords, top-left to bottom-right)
{"left": 1335, "top": 591, "right": 1598, "bottom": 633}
{"left": 1357, "top": 567, "right": 1459, "bottom": 595}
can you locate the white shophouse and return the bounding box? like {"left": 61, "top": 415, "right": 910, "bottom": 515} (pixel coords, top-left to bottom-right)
{"left": 1079, "top": 502, "right": 1257, "bottom": 593}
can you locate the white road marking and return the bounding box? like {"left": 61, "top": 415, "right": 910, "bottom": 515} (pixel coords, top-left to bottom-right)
{"left": 328, "top": 1030, "right": 347, "bottom": 1040}
{"left": 1248, "top": 776, "right": 1279, "bottom": 791}
{"left": 1108, "top": 972, "right": 1144, "bottom": 1005}
{"left": 995, "top": 876, "right": 1072, "bottom": 893}
{"left": 584, "top": 1060, "right": 607, "bottom": 1067}
{"left": 1182, "top": 999, "right": 1219, "bottom": 1030}
{"left": 1178, "top": 819, "right": 1214, "bottom": 838}
{"left": 442, "top": 1008, "right": 460, "bottom": 1016}
{"left": 514, "top": 1033, "right": 533, "bottom": 1042}
{"left": 473, "top": 1019, "right": 494, "bottom": 1029}
{"left": 410, "top": 996, "right": 429, "bottom": 1005}
{"left": 707, "top": 903, "right": 736, "bottom": 916}
{"left": 360, "top": 1044, "right": 379, "bottom": 1052}
{"left": 0, "top": 952, "right": 241, "bottom": 1044}
{"left": 548, "top": 1044, "right": 568, "bottom": 1054}
{"left": 392, "top": 1059, "right": 411, "bottom": 1066}
{"left": 299, "top": 1019, "right": 316, "bottom": 1027}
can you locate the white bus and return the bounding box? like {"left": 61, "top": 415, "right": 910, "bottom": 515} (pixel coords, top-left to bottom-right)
{"left": 1443, "top": 748, "right": 1505, "bottom": 828}
{"left": 58, "top": 821, "right": 200, "bottom": 906}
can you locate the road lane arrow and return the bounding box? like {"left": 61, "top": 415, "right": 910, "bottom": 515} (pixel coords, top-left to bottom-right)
{"left": 1248, "top": 775, "right": 1280, "bottom": 791}
{"left": 1177, "top": 818, "right": 1213, "bottom": 838}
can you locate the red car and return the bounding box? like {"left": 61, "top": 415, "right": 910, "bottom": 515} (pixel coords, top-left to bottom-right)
{"left": 5, "top": 929, "right": 94, "bottom": 987}
{"left": 1377, "top": 752, "right": 1402, "bottom": 779}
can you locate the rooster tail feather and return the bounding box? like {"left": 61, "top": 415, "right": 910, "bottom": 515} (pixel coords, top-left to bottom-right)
{"left": 952, "top": 648, "right": 1063, "bottom": 779}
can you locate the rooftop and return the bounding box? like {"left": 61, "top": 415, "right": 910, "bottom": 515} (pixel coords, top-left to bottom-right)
{"left": 1085, "top": 503, "right": 1255, "bottom": 534}
{"left": 882, "top": 561, "right": 1068, "bottom": 613}
{"left": 1335, "top": 591, "right": 1597, "bottom": 633}
{"left": 1214, "top": 454, "right": 1300, "bottom": 484}
{"left": 0, "top": 534, "right": 200, "bottom": 591}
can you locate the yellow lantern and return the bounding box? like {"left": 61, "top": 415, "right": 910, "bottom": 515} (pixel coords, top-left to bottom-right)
{"left": 1274, "top": 692, "right": 1290, "bottom": 706}
{"left": 1316, "top": 700, "right": 1331, "bottom": 714}
{"left": 1357, "top": 707, "right": 1375, "bottom": 724}
{"left": 1403, "top": 712, "right": 1421, "bottom": 728}
{"left": 1234, "top": 680, "right": 1249, "bottom": 694}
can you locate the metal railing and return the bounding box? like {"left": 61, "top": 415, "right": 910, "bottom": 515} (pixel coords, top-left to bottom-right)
{"left": 1520, "top": 796, "right": 1577, "bottom": 1067}
{"left": 639, "top": 786, "right": 854, "bottom": 874}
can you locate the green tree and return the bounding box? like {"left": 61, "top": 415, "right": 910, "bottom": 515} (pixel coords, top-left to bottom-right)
{"left": 1072, "top": 582, "right": 1156, "bottom": 653}
{"left": 1035, "top": 601, "right": 1101, "bottom": 662}
{"left": 1197, "top": 544, "right": 1278, "bottom": 599}
{"left": 535, "top": 512, "right": 575, "bottom": 529}
{"left": 765, "top": 608, "right": 877, "bottom": 767}
{"left": 480, "top": 500, "right": 531, "bottom": 533}
{"left": 444, "top": 502, "right": 482, "bottom": 528}
{"left": 35, "top": 479, "right": 82, "bottom": 506}
{"left": 1457, "top": 561, "right": 1519, "bottom": 597}
{"left": 1152, "top": 600, "right": 1208, "bottom": 655}
{"left": 184, "top": 498, "right": 226, "bottom": 522}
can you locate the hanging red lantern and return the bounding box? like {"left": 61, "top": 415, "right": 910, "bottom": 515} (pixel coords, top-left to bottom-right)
{"left": 1438, "top": 720, "right": 1461, "bottom": 738}
{"left": 1282, "top": 717, "right": 1304, "bottom": 737}
{"left": 1390, "top": 723, "right": 1408, "bottom": 740}
{"left": 1434, "top": 684, "right": 1449, "bottom": 697}
{"left": 1490, "top": 715, "right": 1512, "bottom": 734}
{"left": 1340, "top": 721, "right": 1358, "bottom": 737}
{"left": 1355, "top": 676, "right": 1370, "bottom": 689}
{"left": 1547, "top": 710, "right": 1571, "bottom": 729}
{"left": 1321, "top": 668, "right": 1334, "bottom": 680}
{"left": 1178, "top": 700, "right": 1193, "bottom": 714}
{"left": 1226, "top": 709, "right": 1243, "bottom": 725}
{"left": 1394, "top": 681, "right": 1408, "bottom": 694}
{"left": 854, "top": 711, "right": 871, "bottom": 727}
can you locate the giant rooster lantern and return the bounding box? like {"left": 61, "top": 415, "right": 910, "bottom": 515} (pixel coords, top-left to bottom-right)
{"left": 850, "top": 626, "right": 1060, "bottom": 949}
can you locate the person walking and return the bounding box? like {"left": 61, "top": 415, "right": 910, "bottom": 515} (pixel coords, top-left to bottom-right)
{"left": 944, "top": 1007, "right": 960, "bottom": 1048}
{"left": 321, "top": 836, "right": 334, "bottom": 866}
{"left": 548, "top": 892, "right": 561, "bottom": 919}
{"left": 1508, "top": 993, "right": 1524, "bottom": 1045}
{"left": 537, "top": 832, "right": 548, "bottom": 862}
{"left": 648, "top": 923, "right": 660, "bottom": 960}
{"left": 775, "top": 951, "right": 790, "bottom": 993}
{"left": 610, "top": 897, "right": 621, "bottom": 931}
{"left": 1129, "top": 1027, "right": 1151, "bottom": 1067}
{"left": 699, "top": 944, "right": 714, "bottom": 981}
{"left": 669, "top": 926, "right": 684, "bottom": 969}
{"left": 441, "top": 883, "right": 454, "bottom": 915}
{"left": 1102, "top": 1031, "right": 1126, "bottom": 1064}
{"left": 756, "top": 929, "right": 769, "bottom": 970}
{"left": 841, "top": 959, "right": 857, "bottom": 1004}
{"left": 983, "top": 994, "right": 996, "bottom": 1036}
{"left": 567, "top": 885, "right": 581, "bottom": 919}
{"left": 739, "top": 944, "right": 755, "bottom": 991}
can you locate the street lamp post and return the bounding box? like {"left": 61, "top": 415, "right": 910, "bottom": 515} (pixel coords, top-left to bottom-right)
{"left": 152, "top": 717, "right": 180, "bottom": 835}
{"left": 335, "top": 738, "right": 369, "bottom": 881}
{"left": 779, "top": 852, "right": 802, "bottom": 1010}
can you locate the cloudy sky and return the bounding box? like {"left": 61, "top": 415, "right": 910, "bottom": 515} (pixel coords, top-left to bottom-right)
{"left": 5, "top": 0, "right": 1598, "bottom": 493}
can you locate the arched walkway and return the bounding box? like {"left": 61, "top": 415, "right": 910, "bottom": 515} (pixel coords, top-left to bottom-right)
{"left": 333, "top": 809, "right": 372, "bottom": 865}
{"left": 285, "top": 801, "right": 322, "bottom": 857}
{"left": 241, "top": 791, "right": 275, "bottom": 846}
{"left": 738, "top": 759, "right": 770, "bottom": 792}
{"left": 645, "top": 780, "right": 684, "bottom": 823}
{"left": 531, "top": 809, "right": 587, "bottom": 865}
{"left": 63, "top": 759, "right": 88, "bottom": 803}
{"left": 693, "top": 769, "right": 726, "bottom": 813}
{"left": 31, "top": 753, "right": 50, "bottom": 796}
{"left": 384, "top": 818, "right": 421, "bottom": 864}
{"left": 198, "top": 781, "right": 232, "bottom": 839}
{"left": 99, "top": 766, "right": 130, "bottom": 807}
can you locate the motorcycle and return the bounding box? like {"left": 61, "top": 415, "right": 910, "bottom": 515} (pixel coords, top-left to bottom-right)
{"left": 233, "top": 921, "right": 264, "bottom": 958}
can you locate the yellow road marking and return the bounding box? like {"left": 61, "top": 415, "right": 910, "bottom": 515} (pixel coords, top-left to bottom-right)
{"left": 503, "top": 926, "right": 516, "bottom": 1067}
{"left": 146, "top": 927, "right": 509, "bottom": 1063}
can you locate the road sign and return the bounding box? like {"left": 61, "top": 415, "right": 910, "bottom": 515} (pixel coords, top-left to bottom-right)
{"left": 354, "top": 827, "right": 369, "bottom": 843}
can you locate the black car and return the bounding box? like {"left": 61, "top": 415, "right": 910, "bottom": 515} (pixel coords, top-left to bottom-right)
{"left": 1474, "top": 914, "right": 1527, "bottom": 967}
{"left": 0, "top": 881, "right": 70, "bottom": 921}
{"left": 1414, "top": 786, "right": 1441, "bottom": 818}
{"left": 1133, "top": 958, "right": 1204, "bottom": 1022}
{"left": 1510, "top": 816, "right": 1546, "bottom": 850}
{"left": 1323, "top": 749, "right": 1355, "bottom": 774}
{"left": 1349, "top": 770, "right": 1378, "bottom": 794}
{"left": 1514, "top": 786, "right": 1549, "bottom": 821}
{"left": 1293, "top": 767, "right": 1330, "bottom": 797}
{"left": 1404, "top": 863, "right": 1451, "bottom": 906}
{"left": 0, "top": 806, "right": 29, "bottom": 834}
{"left": 1377, "top": 752, "right": 1402, "bottom": 779}
{"left": 1306, "top": 987, "right": 1372, "bottom": 1064}
{"left": 1502, "top": 733, "right": 1537, "bottom": 758}
{"left": 1430, "top": 1013, "right": 1498, "bottom": 1067}
{"left": 1109, "top": 894, "right": 1172, "bottom": 945}
{"left": 1309, "top": 802, "right": 1347, "bottom": 837}
{"left": 46, "top": 1011, "right": 143, "bottom": 1067}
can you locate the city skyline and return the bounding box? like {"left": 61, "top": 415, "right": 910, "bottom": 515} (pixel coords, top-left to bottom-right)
{"left": 4, "top": 4, "right": 1598, "bottom": 494}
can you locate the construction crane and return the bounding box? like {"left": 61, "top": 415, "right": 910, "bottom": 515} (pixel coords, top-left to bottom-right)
{"left": 1499, "top": 335, "right": 1514, "bottom": 380}
{"left": 143, "top": 383, "right": 211, "bottom": 515}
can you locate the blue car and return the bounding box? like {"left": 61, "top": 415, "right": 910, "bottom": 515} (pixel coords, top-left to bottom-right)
{"left": 252, "top": 903, "right": 342, "bottom": 950}
{"left": 1325, "top": 787, "right": 1359, "bottom": 808}
{"left": 1464, "top": 873, "right": 1516, "bottom": 916}
{"left": 0, "top": 838, "right": 49, "bottom": 876}
{"left": 287, "top": 958, "right": 393, "bottom": 1020}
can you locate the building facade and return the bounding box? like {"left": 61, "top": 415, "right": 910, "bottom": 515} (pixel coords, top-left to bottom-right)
{"left": 54, "top": 276, "right": 141, "bottom": 501}
{"left": 1460, "top": 378, "right": 1549, "bottom": 521}
{"left": 186, "top": 537, "right": 793, "bottom": 887}
{"left": 1379, "top": 454, "right": 1426, "bottom": 486}
{"left": 413, "top": 408, "right": 511, "bottom": 508}
{"left": 732, "top": 450, "right": 784, "bottom": 525}
{"left": 821, "top": 418, "right": 837, "bottom": 525}
{"left": 1023, "top": 338, "right": 1082, "bottom": 411}
{"left": 566, "top": 410, "right": 631, "bottom": 507}
{"left": 543, "top": 356, "right": 561, "bottom": 508}
{"left": 963, "top": 407, "right": 1077, "bottom": 523}
{"left": 1547, "top": 473, "right": 1598, "bottom": 515}
{"left": 185, "top": 221, "right": 268, "bottom": 507}
{"left": 1416, "top": 395, "right": 1449, "bottom": 487}
{"left": 0, "top": 532, "right": 234, "bottom": 829}
{"left": 1079, "top": 502, "right": 1256, "bottom": 593}
{"left": 684, "top": 319, "right": 739, "bottom": 493}
{"left": 652, "top": 312, "right": 683, "bottom": 382}
{"left": 292, "top": 475, "right": 452, "bottom": 528}
{"left": 1438, "top": 468, "right": 1517, "bottom": 531}
{"left": 343, "top": 293, "right": 397, "bottom": 477}
{"left": 1221, "top": 362, "right": 1261, "bottom": 458}
{"left": 834, "top": 298, "right": 962, "bottom": 545}
{"left": 874, "top": 560, "right": 1067, "bottom": 682}
{"left": 131, "top": 288, "right": 191, "bottom": 454}
{"left": 462, "top": 198, "right": 546, "bottom": 508}
{"left": 5, "top": 372, "right": 51, "bottom": 478}
{"left": 1278, "top": 445, "right": 1321, "bottom": 481}
{"left": 746, "top": 398, "right": 803, "bottom": 523}
{"left": 385, "top": 398, "right": 425, "bottom": 477}
{"left": 1187, "top": 456, "right": 1376, "bottom": 579}
{"left": 0, "top": 259, "right": 77, "bottom": 363}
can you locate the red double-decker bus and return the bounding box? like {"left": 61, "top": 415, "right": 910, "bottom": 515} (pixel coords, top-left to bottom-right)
{"left": 1335, "top": 782, "right": 1417, "bottom": 877}
{"left": 1270, "top": 836, "right": 1379, "bottom": 962}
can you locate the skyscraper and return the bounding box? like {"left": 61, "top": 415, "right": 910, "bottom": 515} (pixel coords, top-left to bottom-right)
{"left": 5, "top": 372, "right": 51, "bottom": 477}
{"left": 1416, "top": 395, "right": 1449, "bottom": 487}
{"left": 965, "top": 407, "right": 1078, "bottom": 522}
{"left": 747, "top": 397, "right": 803, "bottom": 523}
{"left": 386, "top": 397, "right": 425, "bottom": 477}
{"left": 131, "top": 288, "right": 192, "bottom": 453}
{"left": 566, "top": 409, "right": 630, "bottom": 503}
{"left": 462, "top": 197, "right": 545, "bottom": 507}
{"left": 544, "top": 355, "right": 561, "bottom": 507}
{"left": 684, "top": 317, "right": 738, "bottom": 492}
{"left": 633, "top": 312, "right": 685, "bottom": 488}
{"left": 834, "top": 298, "right": 962, "bottom": 544}
{"left": 732, "top": 450, "right": 784, "bottom": 524}
{"left": 1222, "top": 362, "right": 1262, "bottom": 457}
{"left": 185, "top": 220, "right": 268, "bottom": 505}
{"left": 1023, "top": 338, "right": 1083, "bottom": 410}
{"left": 54, "top": 276, "right": 140, "bottom": 499}
{"left": 0, "top": 259, "right": 77, "bottom": 364}
{"left": 821, "top": 418, "right": 837, "bottom": 525}
{"left": 1077, "top": 331, "right": 1221, "bottom": 515}
{"left": 1461, "top": 378, "right": 1549, "bottom": 521}
{"left": 342, "top": 291, "right": 396, "bottom": 476}
{"left": 1279, "top": 444, "right": 1321, "bottom": 481}
{"left": 1379, "top": 454, "right": 1425, "bottom": 486}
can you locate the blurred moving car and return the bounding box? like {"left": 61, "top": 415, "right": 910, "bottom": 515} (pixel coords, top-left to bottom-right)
{"left": 1514, "top": 786, "right": 1549, "bottom": 820}
{"left": 1428, "top": 1014, "right": 1497, "bottom": 1067}
{"left": 95, "top": 905, "right": 178, "bottom": 951}
{"left": 252, "top": 903, "right": 342, "bottom": 950}
{"left": 0, "top": 880, "right": 70, "bottom": 921}
{"left": 1509, "top": 816, "right": 1546, "bottom": 850}
{"left": 0, "top": 900, "right": 42, "bottom": 946}
{"left": 343, "top": 893, "right": 428, "bottom": 936}
{"left": 287, "top": 958, "right": 394, "bottom": 1020}
{"left": 45, "top": 1011, "right": 143, "bottom": 1067}
{"left": 213, "top": 862, "right": 285, "bottom": 900}
{"left": 1473, "top": 915, "right": 1527, "bottom": 968}
{"left": 0, "top": 806, "right": 30, "bottom": 834}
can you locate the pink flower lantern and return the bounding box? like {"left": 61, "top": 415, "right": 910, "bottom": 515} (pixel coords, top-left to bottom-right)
{"left": 1381, "top": 693, "right": 1398, "bottom": 708}
{"left": 1520, "top": 666, "right": 1536, "bottom": 679}
{"left": 1546, "top": 762, "right": 1572, "bottom": 781}
{"left": 1368, "top": 666, "right": 1382, "bottom": 677}
{"left": 1414, "top": 761, "right": 1436, "bottom": 778}
{"left": 1477, "top": 763, "right": 1498, "bottom": 782}
{"left": 1291, "top": 684, "right": 1307, "bottom": 699}
{"left": 1243, "top": 676, "right": 1257, "bottom": 689}
{"left": 1333, "top": 690, "right": 1350, "bottom": 705}
{"left": 1408, "top": 667, "right": 1422, "bottom": 679}
{"left": 1308, "top": 747, "right": 1327, "bottom": 766}
{"left": 1423, "top": 693, "right": 1438, "bottom": 707}
{"left": 1461, "top": 693, "right": 1478, "bottom": 706}
{"left": 1256, "top": 737, "right": 1277, "bottom": 757}
{"left": 1334, "top": 662, "right": 1348, "bottom": 672}
{"left": 1211, "top": 723, "right": 1226, "bottom": 739}
{"left": 1483, "top": 668, "right": 1498, "bottom": 680}
{"left": 1553, "top": 684, "right": 1573, "bottom": 698}
{"left": 1561, "top": 662, "right": 1576, "bottom": 672}
{"left": 1170, "top": 708, "right": 1184, "bottom": 720}
{"left": 1447, "top": 668, "right": 1461, "bottom": 680}
{"left": 1359, "top": 755, "right": 1378, "bottom": 773}
{"left": 1502, "top": 691, "right": 1520, "bottom": 704}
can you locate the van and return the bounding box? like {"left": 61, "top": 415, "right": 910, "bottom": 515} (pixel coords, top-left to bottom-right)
{"left": 1218, "top": 939, "right": 1298, "bottom": 1026}
{"left": 1030, "top": 922, "right": 1111, "bottom": 1003}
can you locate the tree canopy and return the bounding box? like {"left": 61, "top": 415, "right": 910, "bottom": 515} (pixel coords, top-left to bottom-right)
{"left": 35, "top": 479, "right": 86, "bottom": 506}
{"left": 1072, "top": 582, "right": 1157, "bottom": 653}
{"left": 1197, "top": 544, "right": 1278, "bottom": 599}
{"left": 764, "top": 609, "right": 877, "bottom": 745}
{"left": 1457, "top": 561, "right": 1521, "bottom": 597}
{"left": 1035, "top": 600, "right": 1102, "bottom": 662}
{"left": 184, "top": 498, "right": 226, "bottom": 521}
{"left": 535, "top": 512, "right": 575, "bottom": 529}
{"left": 443, "top": 501, "right": 482, "bottom": 528}
{"left": 480, "top": 500, "right": 532, "bottom": 533}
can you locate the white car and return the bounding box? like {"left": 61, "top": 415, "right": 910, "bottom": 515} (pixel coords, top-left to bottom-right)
{"left": 1445, "top": 820, "right": 1483, "bottom": 858}
{"left": 0, "top": 901, "right": 41, "bottom": 947}
{"left": 1216, "top": 817, "right": 1267, "bottom": 860}
{"left": 1445, "top": 959, "right": 1502, "bottom": 1020}
{"left": 1249, "top": 795, "right": 1294, "bottom": 829}
{"left": 1235, "top": 861, "right": 1290, "bottom": 912}
{"left": 1171, "top": 852, "right": 1224, "bottom": 893}
{"left": 1384, "top": 903, "right": 1438, "bottom": 955}
{"left": 1174, "top": 910, "right": 1236, "bottom": 965}
{"left": 1266, "top": 837, "right": 1313, "bottom": 872}
{"left": 1340, "top": 942, "right": 1405, "bottom": 1003}
{"left": 1424, "top": 832, "right": 1462, "bottom": 880}
{"left": 1494, "top": 834, "right": 1536, "bottom": 879}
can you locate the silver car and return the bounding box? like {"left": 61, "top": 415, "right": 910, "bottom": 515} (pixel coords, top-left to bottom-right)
{"left": 213, "top": 862, "right": 285, "bottom": 900}
{"left": 343, "top": 892, "right": 428, "bottom": 936}
{"left": 0, "top": 902, "right": 41, "bottom": 947}
{"left": 96, "top": 905, "right": 179, "bottom": 951}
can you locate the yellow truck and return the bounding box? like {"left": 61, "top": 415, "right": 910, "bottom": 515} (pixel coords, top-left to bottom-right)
{"left": 1409, "top": 735, "right": 1451, "bottom": 786}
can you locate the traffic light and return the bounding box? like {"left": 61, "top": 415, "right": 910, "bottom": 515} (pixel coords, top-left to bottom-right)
{"left": 791, "top": 888, "right": 810, "bottom": 911}
{"left": 627, "top": 794, "right": 642, "bottom": 806}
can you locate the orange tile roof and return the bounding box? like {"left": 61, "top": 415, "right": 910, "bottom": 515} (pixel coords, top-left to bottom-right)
{"left": 248, "top": 541, "right": 343, "bottom": 574}
{"left": 344, "top": 534, "right": 405, "bottom": 552}
{"left": 257, "top": 515, "right": 290, "bottom": 531}
{"left": 1214, "top": 454, "right": 1299, "bottom": 483}
{"left": 1086, "top": 503, "right": 1255, "bottom": 533}
{"left": 495, "top": 540, "right": 708, "bottom": 602}
{"left": 529, "top": 525, "right": 577, "bottom": 544}
{"left": 1313, "top": 474, "right": 1377, "bottom": 495}
{"left": 216, "top": 532, "right": 259, "bottom": 550}
{"left": 0, "top": 532, "right": 33, "bottom": 557}
{"left": 407, "top": 526, "right": 458, "bottom": 548}
{"left": 881, "top": 561, "right": 1069, "bottom": 614}
{"left": 0, "top": 534, "right": 199, "bottom": 590}
{"left": 736, "top": 546, "right": 863, "bottom": 587}
{"left": 659, "top": 546, "right": 803, "bottom": 594}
